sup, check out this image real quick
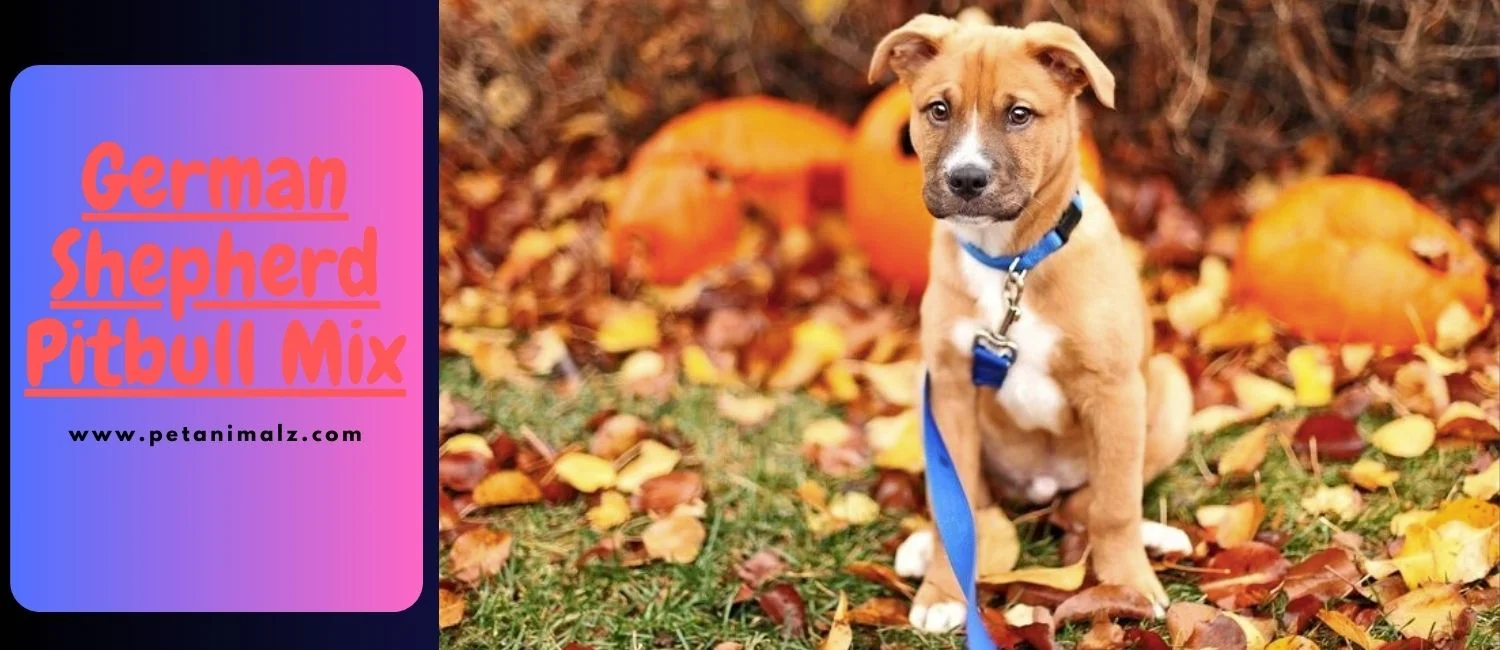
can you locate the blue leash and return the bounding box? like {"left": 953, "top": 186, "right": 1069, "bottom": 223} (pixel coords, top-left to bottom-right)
{"left": 920, "top": 194, "right": 1082, "bottom": 648}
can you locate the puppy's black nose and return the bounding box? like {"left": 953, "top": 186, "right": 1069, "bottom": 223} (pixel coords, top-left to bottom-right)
{"left": 946, "top": 165, "right": 990, "bottom": 200}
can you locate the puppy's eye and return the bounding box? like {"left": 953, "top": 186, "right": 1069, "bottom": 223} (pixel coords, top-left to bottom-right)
{"left": 926, "top": 101, "right": 950, "bottom": 123}
{"left": 1007, "top": 106, "right": 1033, "bottom": 126}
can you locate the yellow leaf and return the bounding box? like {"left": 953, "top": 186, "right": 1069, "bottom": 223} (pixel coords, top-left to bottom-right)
{"left": 1286, "top": 345, "right": 1333, "bottom": 406}
{"left": 1461, "top": 459, "right": 1499, "bottom": 501}
{"left": 980, "top": 549, "right": 1088, "bottom": 590}
{"left": 1264, "top": 636, "right": 1318, "bottom": 650}
{"left": 822, "top": 361, "right": 859, "bottom": 403}
{"left": 976, "top": 507, "right": 1020, "bottom": 576}
{"left": 596, "top": 303, "right": 660, "bottom": 353}
{"left": 1232, "top": 374, "right": 1297, "bottom": 418}
{"left": 681, "top": 345, "right": 730, "bottom": 386}
{"left": 1433, "top": 301, "right": 1490, "bottom": 352}
{"left": 1340, "top": 344, "right": 1374, "bottom": 375}
{"left": 860, "top": 360, "right": 919, "bottom": 407}
{"left": 1222, "top": 612, "right": 1269, "bottom": 650}
{"left": 1316, "top": 610, "right": 1379, "bottom": 650}
{"left": 1382, "top": 584, "right": 1469, "bottom": 641}
{"left": 1347, "top": 458, "right": 1400, "bottom": 491}
{"left": 797, "top": 480, "right": 829, "bottom": 510}
{"left": 1198, "top": 308, "right": 1276, "bottom": 352}
{"left": 1200, "top": 256, "right": 1231, "bottom": 298}
{"left": 1166, "top": 285, "right": 1223, "bottom": 335}
{"left": 642, "top": 514, "right": 706, "bottom": 563}
{"left": 553, "top": 452, "right": 617, "bottom": 493}
{"left": 439, "top": 588, "right": 465, "bottom": 629}
{"left": 472, "top": 470, "right": 543, "bottom": 506}
{"left": 1371, "top": 415, "right": 1436, "bottom": 458}
{"left": 828, "top": 492, "right": 880, "bottom": 526}
{"left": 871, "top": 410, "right": 923, "bottom": 474}
{"left": 1389, "top": 498, "right": 1500, "bottom": 588}
{"left": 768, "top": 319, "right": 848, "bottom": 389}
{"left": 615, "top": 439, "right": 681, "bottom": 493}
{"left": 716, "top": 392, "right": 778, "bottom": 427}
{"left": 1436, "top": 400, "right": 1499, "bottom": 434}
{"left": 802, "top": 418, "right": 852, "bottom": 449}
{"left": 586, "top": 490, "right": 631, "bottom": 532}
{"left": 1218, "top": 425, "right": 1271, "bottom": 477}
{"left": 1196, "top": 498, "right": 1264, "bottom": 548}
{"left": 1390, "top": 509, "right": 1436, "bottom": 537}
{"left": 820, "top": 592, "right": 853, "bottom": 650}
{"left": 1190, "top": 405, "right": 1247, "bottom": 436}
{"left": 440, "top": 433, "right": 494, "bottom": 460}
{"left": 616, "top": 350, "right": 667, "bottom": 389}
{"left": 1299, "top": 484, "right": 1363, "bottom": 521}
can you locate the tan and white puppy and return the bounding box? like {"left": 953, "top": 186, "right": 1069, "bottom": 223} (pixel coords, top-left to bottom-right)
{"left": 869, "top": 15, "right": 1195, "bottom": 633}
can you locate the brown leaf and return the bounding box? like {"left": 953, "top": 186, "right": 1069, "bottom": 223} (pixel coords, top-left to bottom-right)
{"left": 439, "top": 588, "right": 465, "bottom": 629}
{"left": 716, "top": 392, "right": 779, "bottom": 427}
{"left": 641, "top": 514, "right": 706, "bottom": 564}
{"left": 847, "top": 597, "right": 909, "bottom": 627}
{"left": 1077, "top": 615, "right": 1127, "bottom": 650}
{"left": 1281, "top": 595, "right": 1323, "bottom": 635}
{"left": 869, "top": 470, "right": 922, "bottom": 512}
{"left": 1282, "top": 547, "right": 1362, "bottom": 602}
{"left": 636, "top": 471, "right": 704, "bottom": 515}
{"left": 1199, "top": 541, "right": 1290, "bottom": 609}
{"left": 440, "top": 451, "right": 496, "bottom": 492}
{"left": 735, "top": 550, "right": 787, "bottom": 589}
{"left": 439, "top": 491, "right": 460, "bottom": 534}
{"left": 490, "top": 435, "right": 520, "bottom": 469}
{"left": 843, "top": 561, "right": 915, "bottom": 598}
{"left": 757, "top": 583, "right": 808, "bottom": 639}
{"left": 440, "top": 395, "right": 491, "bottom": 436}
{"left": 1382, "top": 585, "right": 1471, "bottom": 641}
{"left": 1186, "top": 614, "right": 1247, "bottom": 650}
{"left": 1317, "top": 608, "right": 1381, "bottom": 650}
{"left": 1218, "top": 425, "right": 1272, "bottom": 478}
{"left": 590, "top": 413, "right": 646, "bottom": 460}
{"left": 1124, "top": 628, "right": 1171, "bottom": 650}
{"left": 1293, "top": 413, "right": 1365, "bottom": 461}
{"left": 1053, "top": 584, "right": 1154, "bottom": 624}
{"left": 821, "top": 592, "right": 853, "bottom": 650}
{"left": 449, "top": 528, "right": 514, "bottom": 584}
{"left": 1166, "top": 602, "right": 1220, "bottom": 647}
{"left": 472, "top": 470, "right": 543, "bottom": 506}
{"left": 1196, "top": 498, "right": 1266, "bottom": 548}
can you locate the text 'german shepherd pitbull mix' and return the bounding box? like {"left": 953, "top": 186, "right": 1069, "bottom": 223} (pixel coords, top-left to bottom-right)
{"left": 868, "top": 15, "right": 1196, "bottom": 634}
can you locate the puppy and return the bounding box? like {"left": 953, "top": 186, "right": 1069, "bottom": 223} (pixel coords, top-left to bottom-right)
{"left": 869, "top": 15, "right": 1195, "bottom": 633}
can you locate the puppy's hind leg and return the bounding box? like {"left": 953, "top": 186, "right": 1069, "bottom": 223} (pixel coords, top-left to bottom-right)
{"left": 1143, "top": 353, "right": 1192, "bottom": 481}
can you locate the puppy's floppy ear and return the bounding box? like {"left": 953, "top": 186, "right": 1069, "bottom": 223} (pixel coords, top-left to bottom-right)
{"left": 1022, "top": 22, "right": 1115, "bottom": 109}
{"left": 868, "top": 14, "right": 956, "bottom": 84}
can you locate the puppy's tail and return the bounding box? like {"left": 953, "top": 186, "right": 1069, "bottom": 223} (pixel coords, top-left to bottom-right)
{"left": 1143, "top": 353, "right": 1193, "bottom": 480}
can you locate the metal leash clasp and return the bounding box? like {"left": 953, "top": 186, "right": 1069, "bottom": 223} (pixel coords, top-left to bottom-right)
{"left": 973, "top": 258, "right": 1028, "bottom": 359}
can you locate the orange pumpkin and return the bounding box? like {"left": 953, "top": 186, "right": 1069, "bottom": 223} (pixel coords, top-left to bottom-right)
{"left": 631, "top": 96, "right": 851, "bottom": 228}
{"left": 845, "top": 86, "right": 1108, "bottom": 293}
{"left": 608, "top": 160, "right": 742, "bottom": 284}
{"left": 1235, "top": 175, "right": 1488, "bottom": 348}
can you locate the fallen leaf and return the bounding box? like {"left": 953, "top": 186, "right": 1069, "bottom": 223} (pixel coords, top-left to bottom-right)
{"left": 1077, "top": 616, "right": 1126, "bottom": 650}
{"left": 1187, "top": 614, "right": 1248, "bottom": 650}
{"left": 859, "top": 360, "right": 919, "bottom": 407}
{"left": 1222, "top": 612, "right": 1271, "bottom": 650}
{"left": 1300, "top": 485, "right": 1364, "bottom": 521}
{"left": 1287, "top": 345, "right": 1334, "bottom": 407}
{"left": 827, "top": 492, "right": 880, "bottom": 526}
{"left": 681, "top": 344, "right": 732, "bottom": 386}
{"left": 449, "top": 528, "right": 513, "bottom": 584}
{"left": 1281, "top": 595, "right": 1323, "bottom": 635}
{"left": 797, "top": 480, "right": 829, "bottom": 510}
{"left": 1191, "top": 405, "right": 1248, "bottom": 436}
{"left": 1341, "top": 344, "right": 1375, "bottom": 376}
{"left": 869, "top": 410, "right": 923, "bottom": 474}
{"left": 1383, "top": 497, "right": 1500, "bottom": 588}
{"left": 820, "top": 592, "right": 852, "bottom": 650}
{"left": 1166, "top": 602, "right": 1219, "bottom": 647}
{"left": 439, "top": 588, "right": 465, "bottom": 629}
{"left": 441, "top": 432, "right": 495, "bottom": 459}
{"left": 637, "top": 471, "right": 704, "bottom": 515}
{"left": 1293, "top": 413, "right": 1365, "bottom": 461}
{"left": 616, "top": 439, "right": 681, "bottom": 493}
{"left": 591, "top": 413, "right": 646, "bottom": 460}
{"left": 844, "top": 561, "right": 915, "bottom": 598}
{"left": 848, "top": 597, "right": 909, "bottom": 627}
{"left": 758, "top": 583, "right": 808, "bottom": 638}
{"left": 1382, "top": 585, "right": 1470, "bottom": 641}
{"left": 716, "top": 392, "right": 778, "bottom": 427}
{"left": 586, "top": 490, "right": 631, "bottom": 531}
{"left": 977, "top": 506, "right": 1021, "bottom": 576}
{"left": 869, "top": 470, "right": 922, "bottom": 512}
{"left": 1433, "top": 302, "right": 1489, "bottom": 352}
{"left": 1391, "top": 360, "right": 1451, "bottom": 417}
{"left": 1233, "top": 374, "right": 1297, "bottom": 418}
{"left": 1053, "top": 584, "right": 1154, "bottom": 624}
{"left": 1371, "top": 415, "right": 1436, "bottom": 458}
{"left": 1199, "top": 541, "right": 1290, "bottom": 609}
{"left": 616, "top": 350, "right": 670, "bottom": 396}
{"left": 981, "top": 550, "right": 1088, "bottom": 591}
{"left": 440, "top": 451, "right": 495, "bottom": 492}
{"left": 768, "top": 319, "right": 847, "bottom": 390}
{"left": 1348, "top": 458, "right": 1401, "bottom": 491}
{"left": 595, "top": 303, "right": 660, "bottom": 353}
{"left": 1435, "top": 401, "right": 1500, "bottom": 441}
{"left": 1167, "top": 285, "right": 1224, "bottom": 335}
{"left": 1282, "top": 547, "right": 1362, "bottom": 602}
{"left": 1219, "top": 425, "right": 1272, "bottom": 478}
{"left": 1125, "top": 628, "right": 1171, "bottom": 650}
{"left": 822, "top": 361, "right": 860, "bottom": 403}
{"left": 1199, "top": 308, "right": 1276, "bottom": 352}
{"left": 1265, "top": 636, "right": 1318, "bottom": 650}
{"left": 472, "top": 470, "right": 543, "bottom": 506}
{"left": 1316, "top": 609, "right": 1380, "bottom": 650}
{"left": 439, "top": 492, "right": 460, "bottom": 533}
{"left": 553, "top": 452, "right": 617, "bottom": 493}
{"left": 1196, "top": 498, "right": 1266, "bottom": 548}
{"left": 802, "top": 418, "right": 852, "bottom": 450}
{"left": 439, "top": 396, "right": 492, "bottom": 436}
{"left": 641, "top": 514, "right": 706, "bottom": 564}
{"left": 1461, "top": 458, "right": 1499, "bottom": 500}
{"left": 736, "top": 550, "right": 787, "bottom": 588}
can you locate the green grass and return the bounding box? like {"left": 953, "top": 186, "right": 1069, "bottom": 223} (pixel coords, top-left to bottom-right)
{"left": 440, "top": 357, "right": 1497, "bottom": 649}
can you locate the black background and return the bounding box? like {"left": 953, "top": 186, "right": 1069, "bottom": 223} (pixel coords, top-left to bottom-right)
{"left": 4, "top": 1, "right": 437, "bottom": 647}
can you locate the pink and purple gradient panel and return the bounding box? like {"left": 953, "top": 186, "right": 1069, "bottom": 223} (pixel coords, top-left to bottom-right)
{"left": 10, "top": 66, "right": 422, "bottom": 611}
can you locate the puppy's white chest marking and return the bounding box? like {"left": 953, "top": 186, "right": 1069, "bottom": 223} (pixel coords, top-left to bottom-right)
{"left": 947, "top": 247, "right": 1068, "bottom": 434}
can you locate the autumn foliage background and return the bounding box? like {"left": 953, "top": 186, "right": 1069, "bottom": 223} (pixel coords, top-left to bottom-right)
{"left": 438, "top": 1, "right": 1500, "bottom": 648}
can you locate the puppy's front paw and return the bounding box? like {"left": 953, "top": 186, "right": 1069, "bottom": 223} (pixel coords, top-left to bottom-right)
{"left": 1094, "top": 550, "right": 1170, "bottom": 618}
{"left": 909, "top": 600, "right": 966, "bottom": 633}
{"left": 1140, "top": 521, "right": 1192, "bottom": 558}
{"left": 894, "top": 529, "right": 934, "bottom": 578}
